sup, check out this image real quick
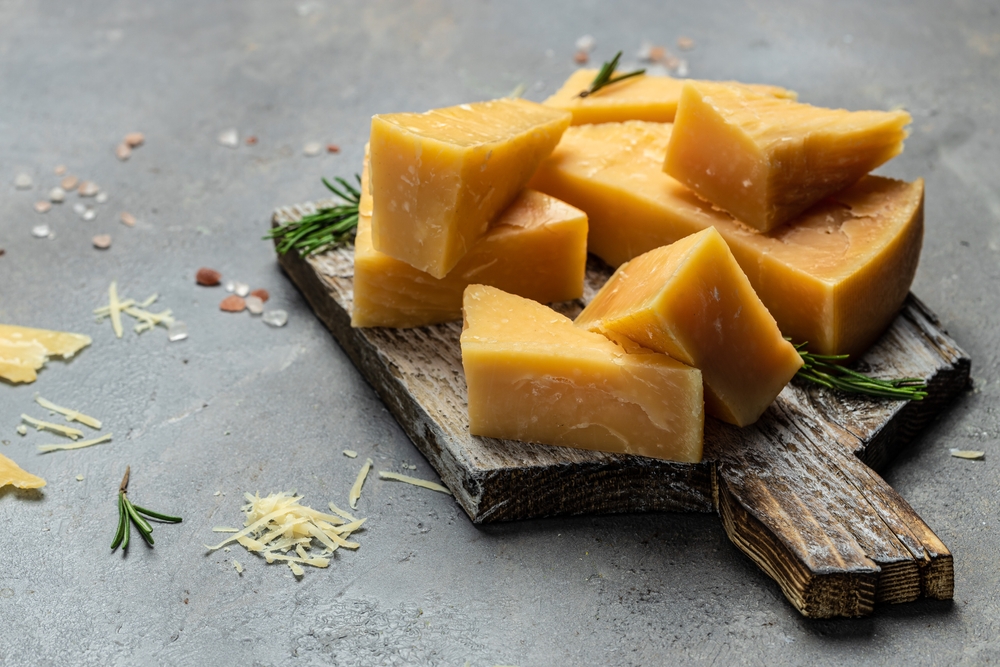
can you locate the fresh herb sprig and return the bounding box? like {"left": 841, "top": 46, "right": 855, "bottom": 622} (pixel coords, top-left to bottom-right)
{"left": 792, "top": 341, "right": 928, "bottom": 401}
{"left": 265, "top": 175, "right": 362, "bottom": 256}
{"left": 111, "top": 466, "right": 182, "bottom": 551}
{"left": 578, "top": 51, "right": 646, "bottom": 98}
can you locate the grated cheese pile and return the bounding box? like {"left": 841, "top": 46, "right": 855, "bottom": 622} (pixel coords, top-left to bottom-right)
{"left": 94, "top": 281, "right": 176, "bottom": 338}
{"left": 205, "top": 492, "right": 366, "bottom": 577}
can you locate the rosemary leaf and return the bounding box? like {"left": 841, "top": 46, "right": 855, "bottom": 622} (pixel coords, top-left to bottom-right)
{"left": 132, "top": 504, "right": 183, "bottom": 523}
{"left": 266, "top": 175, "right": 363, "bottom": 257}
{"left": 111, "top": 492, "right": 127, "bottom": 550}
{"left": 792, "top": 340, "right": 927, "bottom": 401}
{"left": 578, "top": 51, "right": 646, "bottom": 98}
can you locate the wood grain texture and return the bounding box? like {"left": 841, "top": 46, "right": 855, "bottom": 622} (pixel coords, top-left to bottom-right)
{"left": 273, "top": 199, "right": 968, "bottom": 618}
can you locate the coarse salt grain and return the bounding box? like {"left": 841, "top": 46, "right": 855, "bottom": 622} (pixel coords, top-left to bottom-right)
{"left": 220, "top": 295, "right": 245, "bottom": 312}
{"left": 54, "top": 165, "right": 67, "bottom": 176}
{"left": 61, "top": 175, "right": 79, "bottom": 191}
{"left": 250, "top": 288, "right": 269, "bottom": 302}
{"left": 196, "top": 267, "right": 222, "bottom": 286}
{"left": 326, "top": 144, "right": 340, "bottom": 154}
{"left": 49, "top": 187, "right": 66, "bottom": 203}
{"left": 234, "top": 282, "right": 250, "bottom": 297}
{"left": 245, "top": 136, "right": 258, "bottom": 146}
{"left": 31, "top": 225, "right": 50, "bottom": 238}
{"left": 262, "top": 309, "right": 288, "bottom": 327}
{"left": 573, "top": 51, "right": 589, "bottom": 64}
{"left": 14, "top": 173, "right": 33, "bottom": 189}
{"left": 303, "top": 142, "right": 322, "bottom": 157}
{"left": 34, "top": 201, "right": 52, "bottom": 214}
{"left": 167, "top": 321, "right": 188, "bottom": 342}
{"left": 124, "top": 132, "right": 145, "bottom": 147}
{"left": 120, "top": 212, "right": 136, "bottom": 227}
{"left": 83, "top": 209, "right": 96, "bottom": 221}
{"left": 218, "top": 129, "right": 239, "bottom": 148}
{"left": 115, "top": 144, "right": 132, "bottom": 161}
{"left": 245, "top": 295, "right": 264, "bottom": 315}
{"left": 78, "top": 181, "right": 99, "bottom": 197}
{"left": 95, "top": 192, "right": 108, "bottom": 204}
{"left": 92, "top": 234, "right": 111, "bottom": 249}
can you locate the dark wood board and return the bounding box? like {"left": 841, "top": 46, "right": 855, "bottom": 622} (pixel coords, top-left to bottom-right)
{"left": 273, "top": 199, "right": 970, "bottom": 618}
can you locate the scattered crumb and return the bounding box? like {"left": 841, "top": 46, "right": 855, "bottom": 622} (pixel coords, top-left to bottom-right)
{"left": 14, "top": 173, "right": 33, "bottom": 189}
{"left": 250, "top": 288, "right": 269, "bottom": 302}
{"left": 49, "top": 187, "right": 66, "bottom": 203}
{"left": 223, "top": 547, "right": 230, "bottom": 552}
{"left": 31, "top": 225, "right": 51, "bottom": 239}
{"left": 76, "top": 475, "right": 84, "bottom": 481}
{"left": 677, "top": 36, "right": 695, "bottom": 51}
{"left": 92, "top": 234, "right": 112, "bottom": 249}
{"left": 196, "top": 267, "right": 222, "bottom": 286}
{"left": 78, "top": 181, "right": 99, "bottom": 197}
{"left": 233, "top": 560, "right": 243, "bottom": 574}
{"left": 124, "top": 132, "right": 145, "bottom": 147}
{"left": 16, "top": 425, "right": 27, "bottom": 436}
{"left": 303, "top": 142, "right": 322, "bottom": 157}
{"left": 573, "top": 51, "right": 589, "bottom": 64}
{"left": 214, "top": 491, "right": 222, "bottom": 496}
{"left": 34, "top": 201, "right": 51, "bottom": 214}
{"left": 218, "top": 128, "right": 239, "bottom": 148}
{"left": 120, "top": 211, "right": 136, "bottom": 227}
{"left": 60, "top": 175, "right": 79, "bottom": 191}
{"left": 83, "top": 208, "right": 96, "bottom": 221}
{"left": 326, "top": 144, "right": 340, "bottom": 154}
{"left": 575, "top": 34, "right": 595, "bottom": 52}
{"left": 245, "top": 135, "right": 258, "bottom": 146}
{"left": 115, "top": 144, "right": 132, "bottom": 161}
{"left": 234, "top": 282, "right": 250, "bottom": 297}
{"left": 343, "top": 449, "right": 358, "bottom": 458}
{"left": 220, "top": 295, "right": 245, "bottom": 312}
{"left": 950, "top": 449, "right": 985, "bottom": 460}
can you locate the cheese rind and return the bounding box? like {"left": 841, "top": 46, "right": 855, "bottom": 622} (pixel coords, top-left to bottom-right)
{"left": 529, "top": 121, "right": 923, "bottom": 357}
{"left": 0, "top": 324, "right": 91, "bottom": 384}
{"left": 0, "top": 452, "right": 46, "bottom": 489}
{"left": 543, "top": 70, "right": 797, "bottom": 125}
{"left": 664, "top": 81, "right": 912, "bottom": 232}
{"left": 576, "top": 228, "right": 802, "bottom": 426}
{"left": 369, "top": 98, "right": 571, "bottom": 278}
{"left": 461, "top": 285, "right": 704, "bottom": 463}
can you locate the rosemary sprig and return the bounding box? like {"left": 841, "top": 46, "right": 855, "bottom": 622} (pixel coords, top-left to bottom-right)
{"left": 111, "top": 466, "right": 182, "bottom": 551}
{"left": 578, "top": 51, "right": 646, "bottom": 98}
{"left": 791, "top": 340, "right": 928, "bottom": 401}
{"left": 265, "top": 175, "right": 362, "bottom": 256}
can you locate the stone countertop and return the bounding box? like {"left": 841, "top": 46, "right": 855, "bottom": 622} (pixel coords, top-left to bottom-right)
{"left": 0, "top": 1, "right": 997, "bottom": 665}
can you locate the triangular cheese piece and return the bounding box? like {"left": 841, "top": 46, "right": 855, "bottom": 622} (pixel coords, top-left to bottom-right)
{"left": 0, "top": 452, "right": 46, "bottom": 489}
{"left": 0, "top": 324, "right": 91, "bottom": 384}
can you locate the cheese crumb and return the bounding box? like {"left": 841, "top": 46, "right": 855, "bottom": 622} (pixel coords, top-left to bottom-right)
{"left": 37, "top": 433, "right": 113, "bottom": 453}
{"left": 349, "top": 458, "right": 373, "bottom": 509}
{"left": 233, "top": 560, "right": 243, "bottom": 574}
{"left": 16, "top": 425, "right": 27, "bottom": 436}
{"left": 75, "top": 475, "right": 84, "bottom": 481}
{"left": 95, "top": 283, "right": 176, "bottom": 338}
{"left": 378, "top": 471, "right": 452, "bottom": 495}
{"left": 343, "top": 449, "right": 358, "bottom": 458}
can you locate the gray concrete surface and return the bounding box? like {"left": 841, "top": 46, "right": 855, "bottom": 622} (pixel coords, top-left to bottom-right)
{"left": 0, "top": 1, "right": 998, "bottom": 664}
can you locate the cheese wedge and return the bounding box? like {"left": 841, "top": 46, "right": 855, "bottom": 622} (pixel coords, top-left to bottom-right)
{"left": 576, "top": 228, "right": 802, "bottom": 426}
{"left": 543, "top": 69, "right": 796, "bottom": 125}
{"left": 0, "top": 452, "right": 46, "bottom": 489}
{"left": 664, "top": 81, "right": 911, "bottom": 232}
{"left": 0, "top": 324, "right": 91, "bottom": 384}
{"left": 369, "top": 98, "right": 571, "bottom": 278}
{"left": 461, "top": 285, "right": 704, "bottom": 463}
{"left": 529, "top": 121, "right": 924, "bottom": 357}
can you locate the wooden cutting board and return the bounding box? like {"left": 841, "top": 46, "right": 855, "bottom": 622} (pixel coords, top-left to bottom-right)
{"left": 272, "top": 199, "right": 970, "bottom": 619}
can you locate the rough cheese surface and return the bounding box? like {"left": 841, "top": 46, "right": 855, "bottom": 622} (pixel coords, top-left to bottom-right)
{"left": 369, "top": 98, "right": 571, "bottom": 278}
{"left": 664, "top": 81, "right": 911, "bottom": 232}
{"left": 460, "top": 285, "right": 704, "bottom": 463}
{"left": 0, "top": 324, "right": 91, "bottom": 384}
{"left": 543, "top": 70, "right": 796, "bottom": 125}
{"left": 576, "top": 228, "right": 802, "bottom": 427}
{"left": 529, "top": 121, "right": 924, "bottom": 357}
{"left": 0, "top": 452, "right": 46, "bottom": 489}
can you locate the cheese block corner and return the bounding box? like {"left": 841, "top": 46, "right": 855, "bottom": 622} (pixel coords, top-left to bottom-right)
{"left": 460, "top": 285, "right": 704, "bottom": 463}
{"left": 369, "top": 98, "right": 572, "bottom": 278}
{"left": 665, "top": 80, "right": 911, "bottom": 232}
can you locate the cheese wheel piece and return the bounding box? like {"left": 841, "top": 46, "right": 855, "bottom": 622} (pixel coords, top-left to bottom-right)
{"left": 461, "top": 285, "right": 704, "bottom": 463}
{"left": 529, "top": 121, "right": 923, "bottom": 357}
{"left": 369, "top": 98, "right": 571, "bottom": 278}
{"left": 0, "top": 452, "right": 46, "bottom": 489}
{"left": 0, "top": 324, "right": 91, "bottom": 384}
{"left": 576, "top": 228, "right": 802, "bottom": 426}
{"left": 543, "top": 70, "right": 796, "bottom": 126}
{"left": 664, "top": 81, "right": 911, "bottom": 232}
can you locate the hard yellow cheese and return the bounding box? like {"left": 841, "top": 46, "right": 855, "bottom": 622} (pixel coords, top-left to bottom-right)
{"left": 543, "top": 69, "right": 796, "bottom": 125}
{"left": 576, "top": 228, "right": 802, "bottom": 427}
{"left": 369, "top": 98, "right": 571, "bottom": 278}
{"left": 0, "top": 452, "right": 46, "bottom": 489}
{"left": 353, "top": 150, "right": 587, "bottom": 328}
{"left": 461, "top": 285, "right": 704, "bottom": 463}
{"left": 529, "top": 121, "right": 923, "bottom": 357}
{"left": 664, "top": 81, "right": 911, "bottom": 232}
{"left": 0, "top": 324, "right": 91, "bottom": 384}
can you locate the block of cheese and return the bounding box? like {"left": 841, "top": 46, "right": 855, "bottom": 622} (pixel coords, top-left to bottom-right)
{"left": 529, "top": 121, "right": 924, "bottom": 357}
{"left": 369, "top": 98, "right": 572, "bottom": 278}
{"left": 576, "top": 228, "right": 802, "bottom": 426}
{"left": 0, "top": 452, "right": 46, "bottom": 490}
{"left": 543, "top": 69, "right": 796, "bottom": 125}
{"left": 664, "top": 81, "right": 912, "bottom": 232}
{"left": 461, "top": 285, "right": 704, "bottom": 463}
{"left": 0, "top": 324, "right": 91, "bottom": 384}
{"left": 352, "top": 190, "right": 588, "bottom": 327}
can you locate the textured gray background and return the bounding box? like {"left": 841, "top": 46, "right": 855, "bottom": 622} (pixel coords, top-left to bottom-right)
{"left": 0, "top": 1, "right": 998, "bottom": 665}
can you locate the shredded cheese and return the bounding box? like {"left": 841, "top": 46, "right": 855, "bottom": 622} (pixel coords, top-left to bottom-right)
{"left": 95, "top": 285, "right": 176, "bottom": 337}
{"left": 343, "top": 449, "right": 358, "bottom": 458}
{"left": 21, "top": 414, "right": 83, "bottom": 440}
{"left": 349, "top": 458, "right": 373, "bottom": 509}
{"left": 37, "top": 433, "right": 113, "bottom": 453}
{"left": 213, "top": 527, "right": 239, "bottom": 533}
{"left": 233, "top": 560, "right": 243, "bottom": 574}
{"left": 34, "top": 394, "right": 102, "bottom": 429}
{"left": 204, "top": 491, "right": 366, "bottom": 578}
{"left": 109, "top": 281, "right": 124, "bottom": 338}
{"left": 378, "top": 471, "right": 452, "bottom": 495}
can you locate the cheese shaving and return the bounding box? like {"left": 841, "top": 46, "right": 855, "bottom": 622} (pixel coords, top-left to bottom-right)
{"left": 213, "top": 527, "right": 240, "bottom": 533}
{"left": 343, "top": 449, "right": 358, "bottom": 458}
{"left": 21, "top": 414, "right": 83, "bottom": 440}
{"left": 109, "top": 281, "right": 124, "bottom": 338}
{"left": 378, "top": 471, "right": 452, "bottom": 495}
{"left": 349, "top": 458, "right": 373, "bottom": 509}
{"left": 950, "top": 448, "right": 985, "bottom": 460}
{"left": 34, "top": 394, "right": 102, "bottom": 429}
{"left": 37, "top": 433, "right": 113, "bottom": 453}
{"left": 205, "top": 491, "right": 366, "bottom": 578}
{"left": 233, "top": 560, "right": 243, "bottom": 574}
{"left": 328, "top": 502, "right": 359, "bottom": 523}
